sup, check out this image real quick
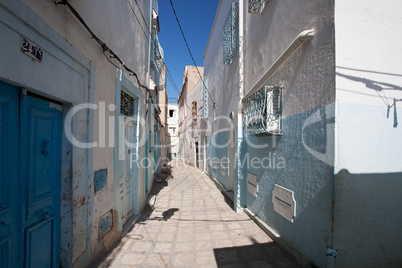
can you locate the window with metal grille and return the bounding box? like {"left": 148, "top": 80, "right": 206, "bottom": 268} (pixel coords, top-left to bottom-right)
{"left": 223, "top": 3, "right": 239, "bottom": 65}
{"left": 243, "top": 86, "right": 282, "bottom": 135}
{"left": 248, "top": 0, "right": 270, "bottom": 14}
{"left": 192, "top": 101, "right": 197, "bottom": 121}
{"left": 120, "top": 91, "right": 135, "bottom": 117}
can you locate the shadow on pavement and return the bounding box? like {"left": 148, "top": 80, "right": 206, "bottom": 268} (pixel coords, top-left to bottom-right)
{"left": 214, "top": 240, "right": 301, "bottom": 268}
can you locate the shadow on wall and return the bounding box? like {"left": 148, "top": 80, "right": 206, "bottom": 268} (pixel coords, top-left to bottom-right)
{"left": 336, "top": 67, "right": 402, "bottom": 128}
{"left": 334, "top": 169, "right": 402, "bottom": 268}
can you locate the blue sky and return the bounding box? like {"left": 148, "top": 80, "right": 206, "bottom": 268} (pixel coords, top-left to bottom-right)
{"left": 158, "top": 0, "right": 219, "bottom": 103}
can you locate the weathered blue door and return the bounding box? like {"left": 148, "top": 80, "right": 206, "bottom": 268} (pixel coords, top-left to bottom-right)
{"left": 20, "top": 94, "right": 62, "bottom": 267}
{"left": 0, "top": 82, "right": 62, "bottom": 267}
{"left": 0, "top": 82, "right": 21, "bottom": 267}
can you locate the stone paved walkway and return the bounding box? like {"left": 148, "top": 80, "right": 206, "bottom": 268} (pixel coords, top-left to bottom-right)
{"left": 97, "top": 160, "right": 300, "bottom": 268}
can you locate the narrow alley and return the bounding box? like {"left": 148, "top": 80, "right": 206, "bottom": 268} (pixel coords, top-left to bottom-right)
{"left": 96, "top": 160, "right": 300, "bottom": 267}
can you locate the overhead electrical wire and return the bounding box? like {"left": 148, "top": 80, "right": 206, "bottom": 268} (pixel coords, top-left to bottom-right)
{"left": 125, "top": 0, "right": 191, "bottom": 128}
{"left": 128, "top": 0, "right": 192, "bottom": 113}
{"left": 127, "top": 0, "right": 206, "bottom": 137}
{"left": 168, "top": 0, "right": 216, "bottom": 107}
{"left": 55, "top": 0, "right": 151, "bottom": 93}
{"left": 125, "top": 0, "right": 150, "bottom": 41}
{"left": 127, "top": 0, "right": 181, "bottom": 97}
{"left": 55, "top": 0, "right": 170, "bottom": 128}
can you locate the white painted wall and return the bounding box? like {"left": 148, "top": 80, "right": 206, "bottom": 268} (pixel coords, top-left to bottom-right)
{"left": 335, "top": 0, "right": 402, "bottom": 174}
{"left": 167, "top": 104, "right": 179, "bottom": 157}
{"left": 334, "top": 1, "right": 402, "bottom": 267}
{"left": 204, "top": 0, "right": 336, "bottom": 267}
{"left": 204, "top": 0, "right": 240, "bottom": 133}
{"left": 183, "top": 78, "right": 205, "bottom": 167}
{"left": 3, "top": 0, "right": 153, "bottom": 266}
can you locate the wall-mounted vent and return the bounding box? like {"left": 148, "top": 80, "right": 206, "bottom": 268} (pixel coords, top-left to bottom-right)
{"left": 272, "top": 184, "right": 296, "bottom": 222}
{"left": 243, "top": 86, "right": 282, "bottom": 135}
{"left": 247, "top": 173, "right": 258, "bottom": 197}
{"left": 248, "top": 0, "right": 270, "bottom": 14}
{"left": 120, "top": 91, "right": 135, "bottom": 117}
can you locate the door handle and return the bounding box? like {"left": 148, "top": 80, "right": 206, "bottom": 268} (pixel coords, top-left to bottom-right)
{"left": 0, "top": 219, "right": 10, "bottom": 226}
{"left": 41, "top": 211, "right": 51, "bottom": 220}
{"left": 42, "top": 140, "right": 50, "bottom": 156}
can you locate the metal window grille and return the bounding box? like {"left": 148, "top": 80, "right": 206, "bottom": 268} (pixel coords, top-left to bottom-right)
{"left": 192, "top": 101, "right": 197, "bottom": 121}
{"left": 223, "top": 3, "right": 239, "bottom": 64}
{"left": 203, "top": 76, "right": 209, "bottom": 119}
{"left": 248, "top": 0, "right": 270, "bottom": 14}
{"left": 151, "top": 28, "right": 165, "bottom": 89}
{"left": 243, "top": 86, "right": 282, "bottom": 135}
{"left": 120, "top": 91, "right": 135, "bottom": 117}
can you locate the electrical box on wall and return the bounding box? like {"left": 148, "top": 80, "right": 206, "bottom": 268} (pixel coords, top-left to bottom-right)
{"left": 94, "top": 169, "right": 107, "bottom": 193}
{"left": 99, "top": 210, "right": 113, "bottom": 239}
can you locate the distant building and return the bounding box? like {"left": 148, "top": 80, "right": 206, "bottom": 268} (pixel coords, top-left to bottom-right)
{"left": 178, "top": 66, "right": 207, "bottom": 169}
{"left": 159, "top": 66, "right": 169, "bottom": 167}
{"left": 167, "top": 104, "right": 179, "bottom": 159}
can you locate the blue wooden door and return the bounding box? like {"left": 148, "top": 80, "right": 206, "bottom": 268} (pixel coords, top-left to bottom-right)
{"left": 0, "top": 81, "right": 62, "bottom": 267}
{"left": 0, "top": 82, "right": 21, "bottom": 267}
{"left": 20, "top": 94, "right": 62, "bottom": 267}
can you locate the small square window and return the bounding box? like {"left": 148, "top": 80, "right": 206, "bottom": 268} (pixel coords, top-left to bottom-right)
{"left": 169, "top": 109, "right": 174, "bottom": 117}
{"left": 120, "top": 91, "right": 135, "bottom": 117}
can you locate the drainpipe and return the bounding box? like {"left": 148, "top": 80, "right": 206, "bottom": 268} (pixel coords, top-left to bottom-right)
{"left": 145, "top": 0, "right": 153, "bottom": 193}
{"left": 235, "top": 0, "right": 244, "bottom": 212}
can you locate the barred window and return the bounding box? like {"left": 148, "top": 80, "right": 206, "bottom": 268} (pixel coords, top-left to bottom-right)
{"left": 223, "top": 3, "right": 239, "bottom": 65}
{"left": 120, "top": 91, "right": 135, "bottom": 117}
{"left": 192, "top": 101, "right": 197, "bottom": 121}
{"left": 243, "top": 86, "right": 282, "bottom": 135}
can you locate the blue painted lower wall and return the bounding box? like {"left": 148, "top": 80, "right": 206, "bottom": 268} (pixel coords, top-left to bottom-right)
{"left": 207, "top": 103, "right": 336, "bottom": 267}
{"left": 206, "top": 101, "right": 402, "bottom": 267}
{"left": 206, "top": 131, "right": 229, "bottom": 189}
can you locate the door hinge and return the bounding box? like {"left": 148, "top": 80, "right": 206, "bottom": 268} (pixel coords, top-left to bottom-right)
{"left": 326, "top": 247, "right": 340, "bottom": 268}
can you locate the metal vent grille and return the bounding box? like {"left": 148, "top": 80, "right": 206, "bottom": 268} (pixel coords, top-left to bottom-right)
{"left": 243, "top": 86, "right": 282, "bottom": 135}
{"left": 248, "top": 0, "right": 269, "bottom": 14}
{"left": 223, "top": 3, "right": 239, "bottom": 64}
{"left": 120, "top": 91, "right": 135, "bottom": 116}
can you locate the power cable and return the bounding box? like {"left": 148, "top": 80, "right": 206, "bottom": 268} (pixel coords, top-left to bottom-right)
{"left": 127, "top": 0, "right": 205, "bottom": 136}
{"left": 56, "top": 0, "right": 166, "bottom": 129}
{"left": 168, "top": 0, "right": 216, "bottom": 106}
{"left": 55, "top": 0, "right": 150, "bottom": 94}
{"left": 128, "top": 0, "right": 186, "bottom": 105}
{"left": 127, "top": 0, "right": 188, "bottom": 113}
{"left": 126, "top": 0, "right": 150, "bottom": 41}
